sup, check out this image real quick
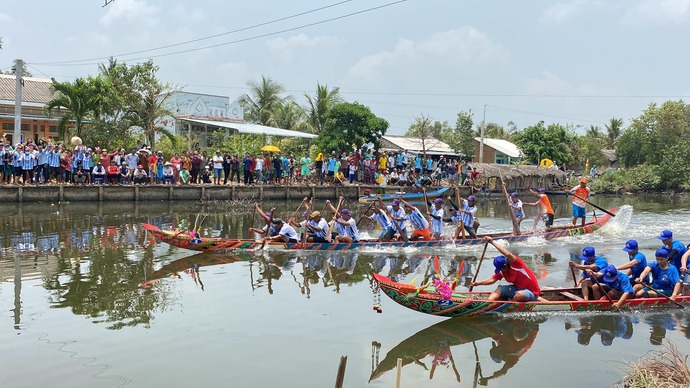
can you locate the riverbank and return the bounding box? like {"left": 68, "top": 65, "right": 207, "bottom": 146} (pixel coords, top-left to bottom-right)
{"left": 0, "top": 184, "right": 474, "bottom": 202}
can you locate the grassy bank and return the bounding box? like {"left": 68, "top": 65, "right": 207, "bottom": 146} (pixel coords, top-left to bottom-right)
{"left": 617, "top": 343, "right": 690, "bottom": 388}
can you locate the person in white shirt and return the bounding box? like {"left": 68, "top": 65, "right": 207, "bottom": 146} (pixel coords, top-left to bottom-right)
{"left": 262, "top": 219, "right": 299, "bottom": 243}
{"left": 92, "top": 162, "right": 106, "bottom": 184}
{"left": 334, "top": 209, "right": 359, "bottom": 243}
{"left": 212, "top": 150, "right": 224, "bottom": 185}
{"left": 291, "top": 211, "right": 330, "bottom": 243}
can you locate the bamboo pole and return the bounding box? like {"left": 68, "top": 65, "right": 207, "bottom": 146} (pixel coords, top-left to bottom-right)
{"left": 395, "top": 357, "right": 403, "bottom": 388}
{"left": 334, "top": 356, "right": 348, "bottom": 388}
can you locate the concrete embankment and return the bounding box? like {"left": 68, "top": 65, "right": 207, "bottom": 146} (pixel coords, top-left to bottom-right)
{"left": 0, "top": 185, "right": 472, "bottom": 203}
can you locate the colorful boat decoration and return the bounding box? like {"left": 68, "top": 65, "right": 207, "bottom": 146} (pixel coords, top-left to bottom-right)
{"left": 358, "top": 187, "right": 451, "bottom": 203}
{"left": 141, "top": 208, "right": 616, "bottom": 252}
{"left": 373, "top": 272, "right": 690, "bottom": 318}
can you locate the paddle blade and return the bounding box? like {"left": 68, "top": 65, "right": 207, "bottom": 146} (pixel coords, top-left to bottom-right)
{"left": 433, "top": 255, "right": 441, "bottom": 274}
{"left": 456, "top": 260, "right": 466, "bottom": 277}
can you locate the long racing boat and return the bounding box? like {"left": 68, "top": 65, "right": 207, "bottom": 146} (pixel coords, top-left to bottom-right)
{"left": 373, "top": 272, "right": 689, "bottom": 318}
{"left": 142, "top": 208, "right": 616, "bottom": 252}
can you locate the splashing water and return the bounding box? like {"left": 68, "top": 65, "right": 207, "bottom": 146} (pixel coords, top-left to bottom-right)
{"left": 597, "top": 204, "right": 633, "bottom": 237}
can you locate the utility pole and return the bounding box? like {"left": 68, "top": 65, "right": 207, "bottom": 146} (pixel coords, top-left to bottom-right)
{"left": 13, "top": 58, "right": 23, "bottom": 145}
{"left": 479, "top": 104, "right": 486, "bottom": 163}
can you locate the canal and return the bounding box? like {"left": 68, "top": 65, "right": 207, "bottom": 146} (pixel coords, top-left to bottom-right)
{"left": 0, "top": 194, "right": 688, "bottom": 387}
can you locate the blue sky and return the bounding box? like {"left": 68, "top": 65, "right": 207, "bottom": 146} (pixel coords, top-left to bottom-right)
{"left": 2, "top": 0, "right": 689, "bottom": 135}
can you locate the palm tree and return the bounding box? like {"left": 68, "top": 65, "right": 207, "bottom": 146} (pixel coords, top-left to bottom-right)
{"left": 44, "top": 78, "right": 101, "bottom": 140}
{"left": 274, "top": 101, "right": 309, "bottom": 132}
{"left": 586, "top": 125, "right": 605, "bottom": 139}
{"left": 238, "top": 76, "right": 286, "bottom": 126}
{"left": 605, "top": 117, "right": 624, "bottom": 148}
{"left": 132, "top": 86, "right": 176, "bottom": 151}
{"left": 304, "top": 83, "right": 342, "bottom": 134}
{"left": 484, "top": 123, "right": 511, "bottom": 140}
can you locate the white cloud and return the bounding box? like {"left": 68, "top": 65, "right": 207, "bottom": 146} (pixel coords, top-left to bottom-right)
{"left": 622, "top": 0, "right": 690, "bottom": 24}
{"left": 540, "top": 0, "right": 606, "bottom": 24}
{"left": 266, "top": 33, "right": 342, "bottom": 64}
{"left": 524, "top": 71, "right": 615, "bottom": 96}
{"left": 100, "top": 0, "right": 159, "bottom": 27}
{"left": 347, "top": 27, "right": 509, "bottom": 82}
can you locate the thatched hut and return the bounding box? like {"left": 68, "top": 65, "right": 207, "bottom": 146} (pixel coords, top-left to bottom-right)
{"left": 467, "top": 163, "right": 568, "bottom": 192}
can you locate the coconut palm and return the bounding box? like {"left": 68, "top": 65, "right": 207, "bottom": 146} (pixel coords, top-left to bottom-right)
{"left": 605, "top": 117, "right": 624, "bottom": 148}
{"left": 274, "top": 100, "right": 309, "bottom": 132}
{"left": 131, "top": 86, "right": 176, "bottom": 151}
{"left": 238, "top": 76, "right": 286, "bottom": 126}
{"left": 304, "top": 83, "right": 342, "bottom": 134}
{"left": 586, "top": 125, "right": 605, "bottom": 139}
{"left": 44, "top": 77, "right": 101, "bottom": 140}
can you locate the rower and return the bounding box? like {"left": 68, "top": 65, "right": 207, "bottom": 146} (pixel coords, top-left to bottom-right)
{"left": 657, "top": 229, "right": 687, "bottom": 273}
{"left": 249, "top": 204, "right": 279, "bottom": 237}
{"left": 569, "top": 246, "right": 608, "bottom": 300}
{"left": 386, "top": 199, "right": 407, "bottom": 241}
{"left": 290, "top": 211, "right": 330, "bottom": 243}
{"left": 635, "top": 248, "right": 682, "bottom": 301}
{"left": 590, "top": 265, "right": 635, "bottom": 310}
{"left": 333, "top": 209, "right": 359, "bottom": 243}
{"left": 448, "top": 194, "right": 477, "bottom": 239}
{"left": 400, "top": 198, "right": 431, "bottom": 241}
{"left": 261, "top": 218, "right": 299, "bottom": 244}
{"left": 369, "top": 202, "right": 395, "bottom": 241}
{"left": 524, "top": 188, "right": 554, "bottom": 229}
{"left": 617, "top": 240, "right": 649, "bottom": 284}
{"left": 427, "top": 198, "right": 445, "bottom": 240}
{"left": 470, "top": 236, "right": 541, "bottom": 301}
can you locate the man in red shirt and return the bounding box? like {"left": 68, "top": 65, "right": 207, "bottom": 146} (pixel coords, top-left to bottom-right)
{"left": 471, "top": 236, "right": 541, "bottom": 301}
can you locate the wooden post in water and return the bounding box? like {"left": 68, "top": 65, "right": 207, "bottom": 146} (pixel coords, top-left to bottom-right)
{"left": 395, "top": 357, "right": 403, "bottom": 388}
{"left": 334, "top": 355, "right": 347, "bottom": 388}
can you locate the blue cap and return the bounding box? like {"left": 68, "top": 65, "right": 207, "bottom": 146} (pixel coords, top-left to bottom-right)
{"left": 340, "top": 208, "right": 351, "bottom": 216}
{"left": 655, "top": 248, "right": 669, "bottom": 258}
{"left": 391, "top": 199, "right": 400, "bottom": 206}
{"left": 510, "top": 192, "right": 519, "bottom": 198}
{"left": 434, "top": 198, "right": 443, "bottom": 204}
{"left": 579, "top": 246, "right": 596, "bottom": 261}
{"left": 493, "top": 255, "right": 508, "bottom": 274}
{"left": 622, "top": 240, "right": 638, "bottom": 253}
{"left": 538, "top": 188, "right": 545, "bottom": 193}
{"left": 657, "top": 230, "right": 673, "bottom": 240}
{"left": 602, "top": 265, "right": 618, "bottom": 283}
{"left": 467, "top": 195, "right": 475, "bottom": 201}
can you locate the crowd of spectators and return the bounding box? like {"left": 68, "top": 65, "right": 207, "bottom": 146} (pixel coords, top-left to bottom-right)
{"left": 0, "top": 138, "right": 479, "bottom": 188}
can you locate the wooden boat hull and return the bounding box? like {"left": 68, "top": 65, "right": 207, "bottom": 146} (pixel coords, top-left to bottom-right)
{"left": 358, "top": 187, "right": 450, "bottom": 203}
{"left": 142, "top": 208, "right": 615, "bottom": 252}
{"left": 373, "top": 272, "right": 690, "bottom": 318}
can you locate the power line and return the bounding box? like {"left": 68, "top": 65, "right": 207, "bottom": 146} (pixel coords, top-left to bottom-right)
{"left": 32, "top": 0, "right": 353, "bottom": 66}
{"left": 29, "top": 0, "right": 407, "bottom": 67}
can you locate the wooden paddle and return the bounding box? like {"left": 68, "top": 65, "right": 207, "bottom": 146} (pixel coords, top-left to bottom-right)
{"left": 589, "top": 274, "right": 614, "bottom": 304}
{"left": 572, "top": 193, "right": 615, "bottom": 217}
{"left": 640, "top": 281, "right": 684, "bottom": 309}
{"left": 291, "top": 197, "right": 308, "bottom": 219}
{"left": 455, "top": 188, "right": 466, "bottom": 239}
{"left": 499, "top": 173, "right": 520, "bottom": 235}
{"left": 326, "top": 196, "right": 344, "bottom": 241}
{"left": 300, "top": 197, "right": 314, "bottom": 244}
{"left": 469, "top": 241, "right": 489, "bottom": 291}
{"left": 422, "top": 188, "right": 432, "bottom": 224}
{"left": 570, "top": 266, "right": 578, "bottom": 287}
{"left": 378, "top": 197, "right": 408, "bottom": 242}
{"left": 356, "top": 201, "right": 375, "bottom": 227}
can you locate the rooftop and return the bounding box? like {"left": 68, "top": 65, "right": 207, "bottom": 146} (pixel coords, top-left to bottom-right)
{"left": 0, "top": 74, "right": 56, "bottom": 104}
{"left": 474, "top": 137, "right": 522, "bottom": 158}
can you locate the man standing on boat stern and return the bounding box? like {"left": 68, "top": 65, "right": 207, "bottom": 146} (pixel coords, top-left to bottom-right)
{"left": 471, "top": 236, "right": 541, "bottom": 302}
{"left": 565, "top": 178, "right": 590, "bottom": 227}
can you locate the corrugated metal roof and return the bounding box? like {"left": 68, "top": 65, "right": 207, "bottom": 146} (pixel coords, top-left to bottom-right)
{"left": 0, "top": 74, "right": 56, "bottom": 104}
{"left": 181, "top": 118, "right": 317, "bottom": 139}
{"left": 474, "top": 137, "right": 522, "bottom": 157}
{"left": 381, "top": 135, "right": 458, "bottom": 156}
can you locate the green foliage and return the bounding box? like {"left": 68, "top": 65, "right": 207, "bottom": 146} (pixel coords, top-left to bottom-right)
{"left": 439, "top": 111, "right": 475, "bottom": 157}
{"left": 575, "top": 126, "right": 607, "bottom": 170}
{"left": 657, "top": 139, "right": 690, "bottom": 190}
{"left": 405, "top": 115, "right": 443, "bottom": 158}
{"left": 44, "top": 77, "right": 103, "bottom": 139}
{"left": 315, "top": 102, "right": 388, "bottom": 153}
{"left": 157, "top": 135, "right": 190, "bottom": 158}
{"left": 238, "top": 76, "right": 286, "bottom": 126}
{"left": 589, "top": 165, "right": 662, "bottom": 193}
{"left": 605, "top": 117, "right": 624, "bottom": 148}
{"left": 206, "top": 132, "right": 267, "bottom": 156}
{"left": 303, "top": 83, "right": 342, "bottom": 134}
{"left": 616, "top": 125, "right": 651, "bottom": 167}
{"left": 483, "top": 122, "right": 514, "bottom": 140}
{"left": 513, "top": 121, "right": 576, "bottom": 165}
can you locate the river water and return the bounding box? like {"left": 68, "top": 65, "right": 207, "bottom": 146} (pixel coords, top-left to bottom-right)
{"left": 0, "top": 195, "right": 689, "bottom": 388}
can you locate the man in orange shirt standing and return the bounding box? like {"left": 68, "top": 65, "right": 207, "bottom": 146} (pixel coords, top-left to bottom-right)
{"left": 525, "top": 188, "right": 555, "bottom": 229}
{"left": 566, "top": 178, "right": 590, "bottom": 227}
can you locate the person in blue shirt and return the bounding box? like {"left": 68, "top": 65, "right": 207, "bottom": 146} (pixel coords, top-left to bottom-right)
{"left": 635, "top": 248, "right": 682, "bottom": 301}
{"left": 414, "top": 155, "right": 422, "bottom": 174}
{"left": 617, "top": 239, "right": 650, "bottom": 284}
{"left": 569, "top": 246, "right": 608, "bottom": 300}
{"left": 326, "top": 153, "right": 337, "bottom": 184}
{"left": 591, "top": 264, "right": 635, "bottom": 310}
{"left": 657, "top": 229, "right": 687, "bottom": 271}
